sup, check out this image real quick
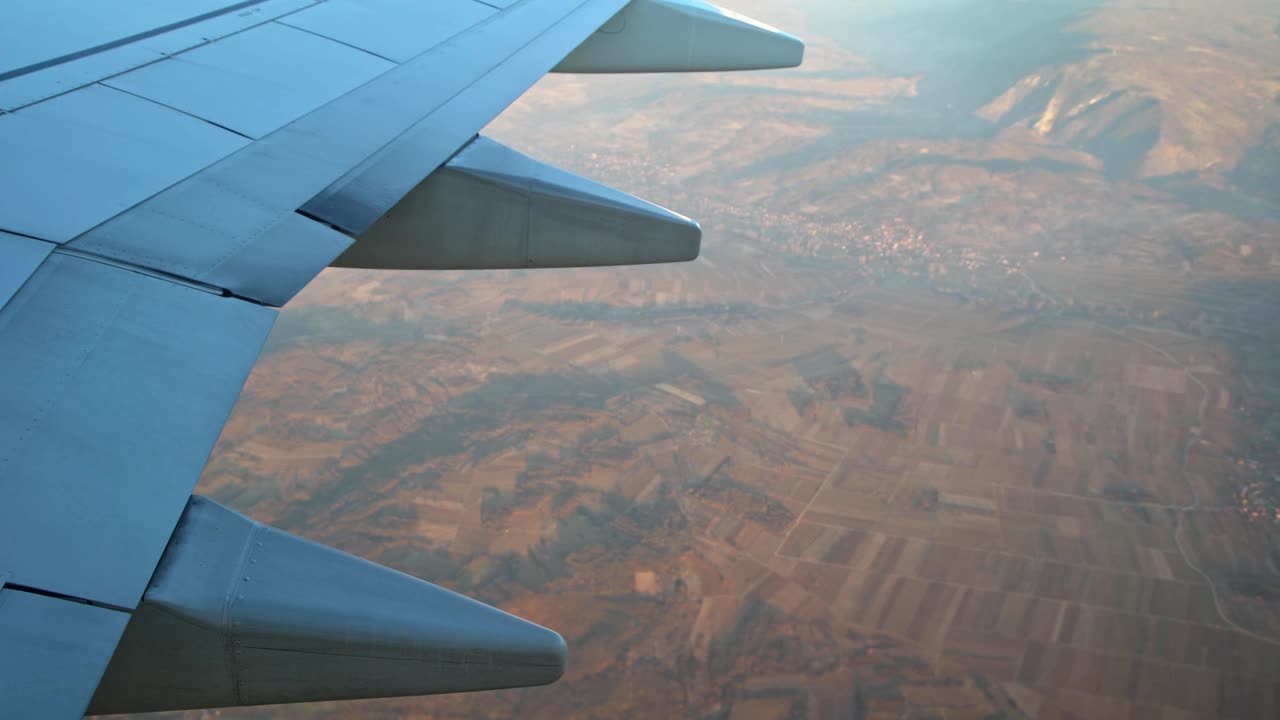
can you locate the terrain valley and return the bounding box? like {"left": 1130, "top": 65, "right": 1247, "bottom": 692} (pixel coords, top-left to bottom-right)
{"left": 176, "top": 1, "right": 1280, "bottom": 718}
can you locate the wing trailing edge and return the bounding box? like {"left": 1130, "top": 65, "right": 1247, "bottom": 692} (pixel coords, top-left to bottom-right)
{"left": 332, "top": 135, "right": 701, "bottom": 271}
{"left": 553, "top": 0, "right": 803, "bottom": 73}
{"left": 89, "top": 496, "right": 565, "bottom": 714}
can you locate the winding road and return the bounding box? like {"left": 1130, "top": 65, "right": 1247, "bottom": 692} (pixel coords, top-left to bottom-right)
{"left": 1020, "top": 269, "right": 1280, "bottom": 645}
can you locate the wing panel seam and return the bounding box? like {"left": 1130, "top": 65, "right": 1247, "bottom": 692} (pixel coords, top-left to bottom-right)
{"left": 3, "top": 583, "right": 133, "bottom": 615}
{"left": 269, "top": 19, "right": 398, "bottom": 63}
{"left": 0, "top": 0, "right": 278, "bottom": 83}
{"left": 97, "top": 82, "right": 254, "bottom": 140}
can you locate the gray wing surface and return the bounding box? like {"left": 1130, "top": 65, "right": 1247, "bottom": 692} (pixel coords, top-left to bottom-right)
{"left": 0, "top": 0, "right": 802, "bottom": 716}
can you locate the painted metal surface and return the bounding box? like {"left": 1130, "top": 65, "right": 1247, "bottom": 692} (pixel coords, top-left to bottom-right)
{"left": 0, "top": 42, "right": 161, "bottom": 112}
{"left": 72, "top": 0, "right": 625, "bottom": 305}
{"left": 338, "top": 136, "right": 700, "bottom": 269}
{"left": 279, "top": 0, "right": 496, "bottom": 63}
{"left": 0, "top": 83, "right": 248, "bottom": 243}
{"left": 0, "top": 0, "right": 318, "bottom": 112}
{"left": 0, "top": 253, "right": 276, "bottom": 609}
{"left": 106, "top": 22, "right": 394, "bottom": 139}
{"left": 555, "top": 0, "right": 804, "bottom": 73}
{"left": 91, "top": 496, "right": 567, "bottom": 714}
{"left": 301, "top": 0, "right": 631, "bottom": 235}
{"left": 0, "top": 231, "right": 54, "bottom": 311}
{"left": 0, "top": 589, "right": 129, "bottom": 719}
{"left": 75, "top": 206, "right": 352, "bottom": 309}
{"left": 0, "top": 0, "right": 242, "bottom": 78}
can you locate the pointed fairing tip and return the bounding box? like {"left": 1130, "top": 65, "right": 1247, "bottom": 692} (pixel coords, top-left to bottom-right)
{"left": 554, "top": 0, "right": 804, "bottom": 73}
{"left": 88, "top": 497, "right": 568, "bottom": 714}
{"left": 338, "top": 136, "right": 701, "bottom": 270}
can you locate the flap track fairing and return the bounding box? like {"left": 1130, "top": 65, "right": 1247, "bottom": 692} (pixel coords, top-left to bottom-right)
{"left": 88, "top": 496, "right": 566, "bottom": 714}
{"left": 333, "top": 136, "right": 701, "bottom": 271}
{"left": 554, "top": 0, "right": 804, "bottom": 73}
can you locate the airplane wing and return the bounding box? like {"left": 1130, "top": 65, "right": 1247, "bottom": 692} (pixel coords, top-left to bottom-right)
{"left": 0, "top": 0, "right": 801, "bottom": 716}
